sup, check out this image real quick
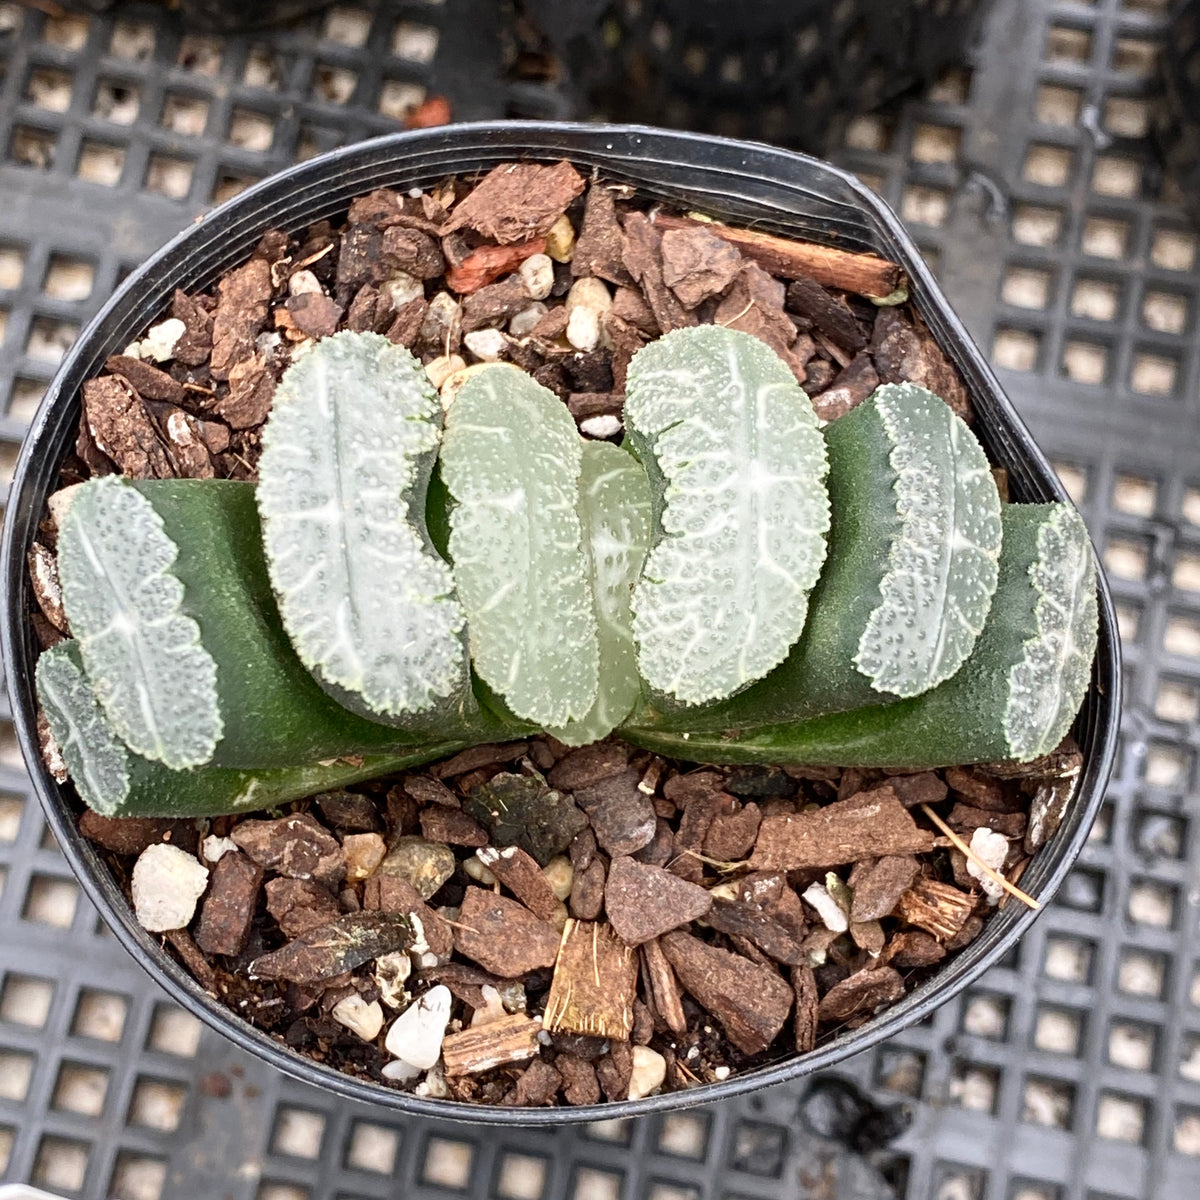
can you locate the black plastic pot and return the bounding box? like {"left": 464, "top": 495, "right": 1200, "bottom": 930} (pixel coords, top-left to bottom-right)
{"left": 61, "top": 0, "right": 337, "bottom": 33}
{"left": 0, "top": 121, "right": 1120, "bottom": 1125}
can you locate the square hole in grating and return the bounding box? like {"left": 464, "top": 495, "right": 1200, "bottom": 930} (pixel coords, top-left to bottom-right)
{"left": 1108, "top": 1020, "right": 1157, "bottom": 1072}
{"left": 1119, "top": 595, "right": 1143, "bottom": 638}
{"left": 296, "top": 123, "right": 345, "bottom": 162}
{"left": 23, "top": 874, "right": 79, "bottom": 928}
{"left": 393, "top": 20, "right": 439, "bottom": 63}
{"left": 647, "top": 1187, "right": 698, "bottom": 1200}
{"left": 1118, "top": 947, "right": 1167, "bottom": 998}
{"left": 26, "top": 317, "right": 78, "bottom": 365}
{"left": 911, "top": 122, "right": 960, "bottom": 165}
{"left": 1131, "top": 352, "right": 1178, "bottom": 396}
{"left": 272, "top": 1107, "right": 326, "bottom": 1160}
{"left": 178, "top": 34, "right": 222, "bottom": 76}
{"left": 1070, "top": 277, "right": 1120, "bottom": 322}
{"left": 992, "top": 327, "right": 1040, "bottom": 371}
{"left": 1061, "top": 339, "right": 1108, "bottom": 385}
{"left": 10, "top": 126, "right": 56, "bottom": 169}
{"left": 1002, "top": 266, "right": 1052, "bottom": 310}
{"left": 1082, "top": 216, "right": 1130, "bottom": 259}
{"left": 324, "top": 6, "right": 372, "bottom": 47}
{"left": 345, "top": 1121, "right": 399, "bottom": 1174}
{"left": 1034, "top": 1006, "right": 1084, "bottom": 1055}
{"left": 1043, "top": 934, "right": 1095, "bottom": 983}
{"left": 92, "top": 78, "right": 140, "bottom": 125}
{"left": 129, "top": 1077, "right": 188, "bottom": 1131}
{"left": 1175, "top": 1107, "right": 1200, "bottom": 1155}
{"left": 1155, "top": 679, "right": 1197, "bottom": 722}
{"left": 1023, "top": 144, "right": 1073, "bottom": 188}
{"left": 497, "top": 1154, "right": 547, "bottom": 1200}
{"left": 571, "top": 1167, "right": 623, "bottom": 1200}
{"left": 1145, "top": 741, "right": 1190, "bottom": 788}
{"left": 1050, "top": 460, "right": 1088, "bottom": 503}
{"left": 26, "top": 67, "right": 74, "bottom": 113}
{"left": 1012, "top": 204, "right": 1062, "bottom": 247}
{"left": 35, "top": 1135, "right": 90, "bottom": 1192}
{"left": 1164, "top": 612, "right": 1200, "bottom": 657}
{"left": 658, "top": 1112, "right": 708, "bottom": 1158}
{"left": 1141, "top": 289, "right": 1189, "bottom": 334}
{"left": 1092, "top": 155, "right": 1142, "bottom": 198}
{"left": 73, "top": 988, "right": 128, "bottom": 1041}
{"left": 111, "top": 20, "right": 155, "bottom": 60}
{"left": 111, "top": 1153, "right": 167, "bottom": 1200}
{"left": 1113, "top": 472, "right": 1156, "bottom": 516}
{"left": 584, "top": 1118, "right": 631, "bottom": 1144}
{"left": 1112, "top": 37, "right": 1158, "bottom": 75}
{"left": 0, "top": 1049, "right": 34, "bottom": 1101}
{"left": 43, "top": 255, "right": 94, "bottom": 302}
{"left": 1036, "top": 84, "right": 1082, "bottom": 126}
{"left": 228, "top": 107, "right": 275, "bottom": 152}
{"left": 1, "top": 973, "right": 54, "bottom": 1026}
{"left": 212, "top": 172, "right": 262, "bottom": 204}
{"left": 257, "top": 1186, "right": 309, "bottom": 1200}
{"left": 161, "top": 93, "right": 210, "bottom": 137}
{"left": 1022, "top": 1077, "right": 1075, "bottom": 1129}
{"left": 53, "top": 1062, "right": 109, "bottom": 1117}
{"left": 77, "top": 140, "right": 124, "bottom": 186}
{"left": 314, "top": 63, "right": 358, "bottom": 104}
{"left": 423, "top": 1136, "right": 474, "bottom": 1188}
{"left": 1152, "top": 227, "right": 1196, "bottom": 271}
{"left": 145, "top": 154, "right": 193, "bottom": 200}
{"left": 1127, "top": 878, "right": 1177, "bottom": 928}
{"left": 1097, "top": 1093, "right": 1148, "bottom": 1143}
{"left": 1059, "top": 865, "right": 1105, "bottom": 912}
{"left": 730, "top": 1121, "right": 787, "bottom": 1176}
{"left": 1180, "top": 1034, "right": 1200, "bottom": 1082}
{"left": 1105, "top": 95, "right": 1150, "bottom": 137}
{"left": 44, "top": 13, "right": 90, "bottom": 50}
{"left": 928, "top": 65, "right": 972, "bottom": 104}
{"left": 1090, "top": 801, "right": 1114, "bottom": 846}
{"left": 244, "top": 46, "right": 286, "bottom": 90}
{"left": 147, "top": 1003, "right": 202, "bottom": 1056}
{"left": 1134, "top": 809, "right": 1187, "bottom": 858}
{"left": 949, "top": 1062, "right": 1000, "bottom": 1113}
{"left": 1103, "top": 537, "right": 1148, "bottom": 582}
{"left": 378, "top": 78, "right": 427, "bottom": 122}
{"left": 0, "top": 791, "right": 22, "bottom": 841}
{"left": 1011, "top": 1184, "right": 1060, "bottom": 1200}
{"left": 1175, "top": 548, "right": 1200, "bottom": 593}
{"left": 901, "top": 184, "right": 950, "bottom": 227}
{"left": 1045, "top": 24, "right": 1092, "bottom": 63}
{"left": 843, "top": 114, "right": 892, "bottom": 152}
{"left": 961, "top": 991, "right": 1009, "bottom": 1039}
{"left": 874, "top": 1046, "right": 928, "bottom": 1100}
{"left": 0, "top": 243, "right": 24, "bottom": 290}
{"left": 933, "top": 1163, "right": 984, "bottom": 1200}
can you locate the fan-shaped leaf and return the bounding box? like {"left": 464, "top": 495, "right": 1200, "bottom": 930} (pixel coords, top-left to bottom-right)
{"left": 57, "top": 476, "right": 222, "bottom": 769}
{"left": 550, "top": 442, "right": 653, "bottom": 746}
{"left": 257, "top": 331, "right": 466, "bottom": 723}
{"left": 441, "top": 365, "right": 598, "bottom": 726}
{"left": 624, "top": 325, "right": 830, "bottom": 705}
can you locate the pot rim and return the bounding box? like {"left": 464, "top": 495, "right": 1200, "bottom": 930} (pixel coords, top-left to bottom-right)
{"left": 0, "top": 120, "right": 1121, "bottom": 1125}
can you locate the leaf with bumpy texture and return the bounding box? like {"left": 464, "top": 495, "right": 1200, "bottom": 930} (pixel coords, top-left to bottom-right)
{"left": 624, "top": 325, "right": 830, "bottom": 705}
{"left": 441, "top": 365, "right": 599, "bottom": 726}
{"left": 855, "top": 382, "right": 1001, "bottom": 696}
{"left": 57, "top": 476, "right": 222, "bottom": 769}
{"left": 550, "top": 442, "right": 653, "bottom": 746}
{"left": 257, "top": 331, "right": 466, "bottom": 723}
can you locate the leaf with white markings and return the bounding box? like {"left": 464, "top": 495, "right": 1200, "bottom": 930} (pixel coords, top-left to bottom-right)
{"left": 550, "top": 441, "right": 653, "bottom": 746}
{"left": 57, "top": 476, "right": 222, "bottom": 769}
{"left": 624, "top": 325, "right": 830, "bottom": 705}
{"left": 257, "top": 331, "right": 467, "bottom": 724}
{"left": 441, "top": 365, "right": 599, "bottom": 726}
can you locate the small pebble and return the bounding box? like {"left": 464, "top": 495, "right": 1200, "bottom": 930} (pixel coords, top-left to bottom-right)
{"left": 381, "top": 271, "right": 424, "bottom": 309}
{"left": 627, "top": 1045, "right": 667, "bottom": 1099}
{"left": 566, "top": 277, "right": 613, "bottom": 314}
{"left": 566, "top": 306, "right": 601, "bottom": 352}
{"left": 384, "top": 984, "right": 452, "bottom": 1069}
{"left": 332, "top": 993, "right": 385, "bottom": 1042}
{"left": 463, "top": 856, "right": 497, "bottom": 886}
{"left": 519, "top": 254, "right": 555, "bottom": 300}
{"left": 382, "top": 1059, "right": 421, "bottom": 1083}
{"left": 131, "top": 843, "right": 209, "bottom": 932}
{"left": 545, "top": 215, "right": 576, "bottom": 263}
{"left": 509, "top": 302, "right": 549, "bottom": 337}
{"left": 542, "top": 855, "right": 574, "bottom": 901}
{"left": 139, "top": 318, "right": 187, "bottom": 363}
{"left": 343, "top": 832, "right": 387, "bottom": 882}
{"left": 967, "top": 827, "right": 1010, "bottom": 904}
{"left": 201, "top": 835, "right": 238, "bottom": 863}
{"left": 425, "top": 353, "right": 465, "bottom": 389}
{"left": 415, "top": 1066, "right": 450, "bottom": 1099}
{"left": 374, "top": 951, "right": 412, "bottom": 1008}
{"left": 802, "top": 881, "right": 849, "bottom": 933}
{"left": 470, "top": 984, "right": 508, "bottom": 1027}
{"left": 379, "top": 836, "right": 455, "bottom": 899}
{"left": 463, "top": 328, "right": 508, "bottom": 362}
{"left": 288, "top": 269, "right": 322, "bottom": 296}
{"left": 580, "top": 414, "right": 622, "bottom": 439}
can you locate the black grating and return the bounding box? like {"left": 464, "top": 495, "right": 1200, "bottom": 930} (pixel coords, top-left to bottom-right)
{"left": 0, "top": 1, "right": 1198, "bottom": 1198}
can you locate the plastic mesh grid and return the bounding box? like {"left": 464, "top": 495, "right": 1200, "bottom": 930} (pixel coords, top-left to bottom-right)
{"left": 1, "top": 0, "right": 1199, "bottom": 1197}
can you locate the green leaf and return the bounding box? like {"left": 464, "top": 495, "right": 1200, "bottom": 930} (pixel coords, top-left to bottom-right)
{"left": 623, "top": 325, "right": 830, "bottom": 705}
{"left": 550, "top": 442, "right": 654, "bottom": 746}
{"left": 257, "top": 331, "right": 466, "bottom": 723}
{"left": 441, "top": 365, "right": 599, "bottom": 726}
{"left": 623, "top": 503, "right": 1097, "bottom": 769}
{"left": 57, "top": 476, "right": 222, "bottom": 769}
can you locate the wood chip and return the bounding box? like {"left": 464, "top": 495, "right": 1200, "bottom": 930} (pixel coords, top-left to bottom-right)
{"left": 104, "top": 354, "right": 186, "bottom": 404}
{"left": 215, "top": 353, "right": 276, "bottom": 430}
{"left": 444, "top": 161, "right": 586, "bottom": 244}
{"left": 660, "top": 930, "right": 793, "bottom": 1055}
{"left": 445, "top": 237, "right": 544, "bottom": 294}
{"left": 28, "top": 542, "right": 66, "bottom": 632}
{"left": 848, "top": 855, "right": 921, "bottom": 923}
{"left": 660, "top": 226, "right": 743, "bottom": 308}
{"left": 785, "top": 277, "right": 866, "bottom": 352}
{"left": 620, "top": 212, "right": 697, "bottom": 335}
{"left": 577, "top": 768, "right": 657, "bottom": 857}
{"left": 569, "top": 856, "right": 606, "bottom": 920}
{"left": 477, "top": 845, "right": 561, "bottom": 921}
{"left": 811, "top": 351, "right": 879, "bottom": 422}
{"left": 506, "top": 1057, "right": 561, "bottom": 1107}
{"left": 816, "top": 966, "right": 905, "bottom": 1022}
{"left": 604, "top": 856, "right": 713, "bottom": 946}
{"left": 548, "top": 742, "right": 630, "bottom": 790}
{"left": 442, "top": 1012, "right": 542, "bottom": 1076}
{"left": 78, "top": 812, "right": 190, "bottom": 856}
{"left": 895, "top": 878, "right": 976, "bottom": 941}
{"left": 169, "top": 289, "right": 213, "bottom": 366}
{"left": 455, "top": 887, "right": 560, "bottom": 977}
{"left": 286, "top": 291, "right": 343, "bottom": 338}
{"left": 231, "top": 813, "right": 345, "bottom": 885}
{"left": 544, "top": 919, "right": 638, "bottom": 1041}
{"left": 264, "top": 877, "right": 341, "bottom": 940}
{"left": 713, "top": 262, "right": 807, "bottom": 378}
{"left": 573, "top": 185, "right": 633, "bottom": 286}
{"left": 889, "top": 772, "right": 949, "bottom": 807}
{"left": 871, "top": 308, "right": 971, "bottom": 421}
{"left": 211, "top": 258, "right": 272, "bottom": 379}
{"left": 882, "top": 929, "right": 946, "bottom": 968}
{"left": 419, "top": 806, "right": 488, "bottom": 847}
{"left": 703, "top": 801, "right": 762, "bottom": 862}
{"left": 381, "top": 225, "right": 446, "bottom": 280}
{"left": 363, "top": 875, "right": 454, "bottom": 957}
{"left": 195, "top": 850, "right": 263, "bottom": 957}
{"left": 82, "top": 375, "right": 173, "bottom": 479}
{"left": 749, "top": 791, "right": 934, "bottom": 871}
{"left": 556, "top": 1053, "right": 602, "bottom": 1105}
{"left": 249, "top": 912, "right": 415, "bottom": 985}
{"left": 640, "top": 937, "right": 686, "bottom": 1035}
{"left": 706, "top": 898, "right": 806, "bottom": 966}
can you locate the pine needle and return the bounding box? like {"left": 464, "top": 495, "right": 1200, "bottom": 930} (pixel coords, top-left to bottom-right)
{"left": 919, "top": 803, "right": 1040, "bottom": 910}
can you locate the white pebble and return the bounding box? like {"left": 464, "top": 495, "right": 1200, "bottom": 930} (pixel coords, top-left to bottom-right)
{"left": 381, "top": 271, "right": 424, "bottom": 309}
{"left": 967, "top": 827, "right": 1011, "bottom": 904}
{"left": 382, "top": 1059, "right": 421, "bottom": 1083}
{"left": 201, "top": 835, "right": 238, "bottom": 864}
{"left": 463, "top": 855, "right": 497, "bottom": 886}
{"left": 463, "top": 327, "right": 508, "bottom": 362}
{"left": 566, "top": 305, "right": 601, "bottom": 352}
{"left": 509, "top": 302, "right": 549, "bottom": 337}
{"left": 425, "top": 353, "right": 465, "bottom": 389}
{"left": 139, "top": 318, "right": 187, "bottom": 363}
{"left": 288, "top": 269, "right": 322, "bottom": 296}
{"left": 131, "top": 843, "right": 209, "bottom": 932}
{"left": 802, "top": 881, "right": 849, "bottom": 933}
{"left": 332, "top": 994, "right": 384, "bottom": 1042}
{"left": 580, "top": 414, "right": 622, "bottom": 440}
{"left": 374, "top": 951, "right": 413, "bottom": 1009}
{"left": 122, "top": 341, "right": 144, "bottom": 359}
{"left": 385, "top": 985, "right": 452, "bottom": 1070}
{"left": 566, "top": 276, "right": 612, "bottom": 314}
{"left": 519, "top": 254, "right": 555, "bottom": 301}
{"left": 627, "top": 1045, "right": 667, "bottom": 1100}
{"left": 415, "top": 1066, "right": 449, "bottom": 1098}
{"left": 470, "top": 984, "right": 508, "bottom": 1027}
{"left": 713, "top": 1065, "right": 731, "bottom": 1080}
{"left": 542, "top": 856, "right": 574, "bottom": 901}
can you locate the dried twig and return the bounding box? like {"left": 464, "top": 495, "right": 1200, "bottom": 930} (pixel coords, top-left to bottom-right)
{"left": 919, "top": 803, "right": 1040, "bottom": 910}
